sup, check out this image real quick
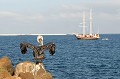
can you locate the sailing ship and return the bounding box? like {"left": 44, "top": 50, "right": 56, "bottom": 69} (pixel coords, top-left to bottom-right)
{"left": 75, "top": 10, "right": 100, "bottom": 40}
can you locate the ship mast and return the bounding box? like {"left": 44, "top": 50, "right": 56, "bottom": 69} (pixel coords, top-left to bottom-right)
{"left": 82, "top": 11, "right": 86, "bottom": 35}
{"left": 90, "top": 9, "right": 93, "bottom": 35}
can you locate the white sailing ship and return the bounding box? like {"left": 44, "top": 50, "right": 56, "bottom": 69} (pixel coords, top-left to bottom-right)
{"left": 75, "top": 9, "right": 100, "bottom": 40}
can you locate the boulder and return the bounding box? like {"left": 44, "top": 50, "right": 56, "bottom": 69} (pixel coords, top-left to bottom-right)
{"left": 0, "top": 56, "right": 21, "bottom": 79}
{"left": 15, "top": 61, "right": 35, "bottom": 76}
{"left": 15, "top": 61, "right": 53, "bottom": 79}
{"left": 5, "top": 76, "right": 21, "bottom": 79}
{"left": 19, "top": 72, "right": 34, "bottom": 79}
{"left": 0, "top": 67, "right": 11, "bottom": 79}
{"left": 0, "top": 56, "right": 53, "bottom": 79}
{"left": 0, "top": 56, "right": 14, "bottom": 75}
{"left": 35, "top": 72, "right": 52, "bottom": 79}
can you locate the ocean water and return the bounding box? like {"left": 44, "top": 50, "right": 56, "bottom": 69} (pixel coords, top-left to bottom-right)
{"left": 0, "top": 34, "right": 120, "bottom": 79}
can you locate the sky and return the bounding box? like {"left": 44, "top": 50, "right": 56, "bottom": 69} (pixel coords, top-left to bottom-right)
{"left": 0, "top": 0, "right": 120, "bottom": 34}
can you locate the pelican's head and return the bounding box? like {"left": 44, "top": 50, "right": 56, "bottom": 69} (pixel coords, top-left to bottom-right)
{"left": 37, "top": 35, "right": 43, "bottom": 46}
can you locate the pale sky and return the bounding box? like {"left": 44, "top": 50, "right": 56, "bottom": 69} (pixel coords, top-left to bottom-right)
{"left": 0, "top": 0, "right": 120, "bottom": 34}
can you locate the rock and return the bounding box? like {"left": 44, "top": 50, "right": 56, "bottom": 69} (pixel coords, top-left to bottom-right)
{"left": 19, "top": 72, "right": 34, "bottom": 79}
{"left": 41, "top": 72, "right": 52, "bottom": 79}
{"left": 34, "top": 62, "right": 46, "bottom": 75}
{"left": 15, "top": 61, "right": 53, "bottom": 79}
{"left": 15, "top": 61, "right": 35, "bottom": 76}
{"left": 35, "top": 72, "right": 52, "bottom": 79}
{"left": 0, "top": 56, "right": 21, "bottom": 79}
{"left": 0, "top": 56, "right": 14, "bottom": 75}
{"left": 0, "top": 67, "right": 11, "bottom": 79}
{"left": 5, "top": 76, "right": 21, "bottom": 79}
{"left": 0, "top": 56, "right": 53, "bottom": 79}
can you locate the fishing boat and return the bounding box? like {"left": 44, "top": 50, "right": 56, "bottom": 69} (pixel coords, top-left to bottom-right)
{"left": 75, "top": 10, "right": 100, "bottom": 40}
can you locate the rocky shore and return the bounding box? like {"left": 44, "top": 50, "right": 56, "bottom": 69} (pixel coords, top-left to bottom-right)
{"left": 0, "top": 56, "right": 53, "bottom": 79}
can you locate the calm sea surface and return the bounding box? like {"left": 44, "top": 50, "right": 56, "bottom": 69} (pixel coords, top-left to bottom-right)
{"left": 0, "top": 34, "right": 120, "bottom": 79}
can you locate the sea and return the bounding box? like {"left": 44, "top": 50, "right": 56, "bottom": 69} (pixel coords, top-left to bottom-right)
{"left": 0, "top": 34, "right": 120, "bottom": 79}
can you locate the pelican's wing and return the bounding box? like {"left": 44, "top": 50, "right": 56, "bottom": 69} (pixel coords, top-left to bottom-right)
{"left": 20, "top": 43, "right": 28, "bottom": 54}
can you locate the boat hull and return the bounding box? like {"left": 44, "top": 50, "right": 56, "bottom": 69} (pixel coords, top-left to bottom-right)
{"left": 76, "top": 37, "right": 99, "bottom": 40}
{"left": 75, "top": 34, "right": 100, "bottom": 40}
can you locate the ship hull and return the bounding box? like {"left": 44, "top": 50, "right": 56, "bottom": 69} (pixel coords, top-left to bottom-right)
{"left": 76, "top": 37, "right": 99, "bottom": 40}
{"left": 75, "top": 34, "right": 100, "bottom": 40}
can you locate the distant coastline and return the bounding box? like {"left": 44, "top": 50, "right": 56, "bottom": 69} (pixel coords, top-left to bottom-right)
{"left": 0, "top": 34, "right": 68, "bottom": 36}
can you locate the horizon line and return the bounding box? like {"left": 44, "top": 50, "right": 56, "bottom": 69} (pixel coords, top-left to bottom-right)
{"left": 0, "top": 33, "right": 119, "bottom": 36}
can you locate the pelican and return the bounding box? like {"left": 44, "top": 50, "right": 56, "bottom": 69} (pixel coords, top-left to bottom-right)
{"left": 20, "top": 35, "right": 55, "bottom": 62}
